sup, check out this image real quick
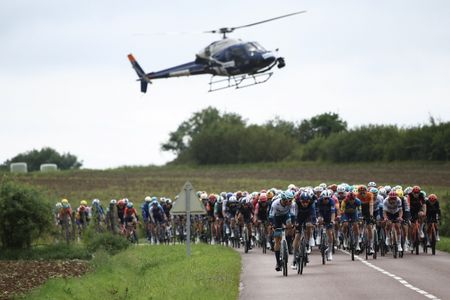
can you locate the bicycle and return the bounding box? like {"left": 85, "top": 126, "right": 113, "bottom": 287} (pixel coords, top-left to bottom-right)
{"left": 343, "top": 219, "right": 357, "bottom": 261}
{"left": 275, "top": 227, "right": 288, "bottom": 277}
{"left": 427, "top": 221, "right": 438, "bottom": 255}
{"left": 294, "top": 223, "right": 308, "bottom": 275}
{"left": 126, "top": 222, "right": 139, "bottom": 244}
{"left": 319, "top": 226, "right": 329, "bottom": 265}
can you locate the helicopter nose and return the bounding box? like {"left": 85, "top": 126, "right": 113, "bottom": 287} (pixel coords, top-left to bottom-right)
{"left": 262, "top": 52, "right": 276, "bottom": 64}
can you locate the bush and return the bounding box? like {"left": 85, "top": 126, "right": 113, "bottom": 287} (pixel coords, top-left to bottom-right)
{"left": 440, "top": 193, "right": 450, "bottom": 236}
{"left": 0, "top": 179, "right": 52, "bottom": 249}
{"left": 84, "top": 231, "right": 130, "bottom": 255}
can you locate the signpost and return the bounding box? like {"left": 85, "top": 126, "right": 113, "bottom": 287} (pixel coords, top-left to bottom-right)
{"left": 171, "top": 181, "right": 206, "bottom": 256}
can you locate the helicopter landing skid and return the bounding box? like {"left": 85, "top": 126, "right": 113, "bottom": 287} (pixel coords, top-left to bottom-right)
{"left": 208, "top": 72, "right": 273, "bottom": 92}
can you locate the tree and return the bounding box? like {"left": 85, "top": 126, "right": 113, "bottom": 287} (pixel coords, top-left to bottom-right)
{"left": 161, "top": 106, "right": 245, "bottom": 155}
{"left": 298, "top": 112, "right": 347, "bottom": 144}
{"left": 1, "top": 147, "right": 82, "bottom": 171}
{"left": 0, "top": 179, "right": 52, "bottom": 248}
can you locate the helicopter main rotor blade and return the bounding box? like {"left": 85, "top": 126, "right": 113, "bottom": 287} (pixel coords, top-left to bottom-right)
{"left": 231, "top": 10, "right": 306, "bottom": 31}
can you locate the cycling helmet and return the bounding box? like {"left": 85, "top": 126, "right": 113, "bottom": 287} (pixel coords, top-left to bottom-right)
{"left": 208, "top": 194, "right": 217, "bottom": 203}
{"left": 80, "top": 200, "right": 88, "bottom": 206}
{"left": 300, "top": 192, "right": 311, "bottom": 202}
{"left": 236, "top": 191, "right": 243, "bottom": 199}
{"left": 151, "top": 200, "right": 159, "bottom": 206}
{"left": 428, "top": 194, "right": 437, "bottom": 202}
{"left": 393, "top": 185, "right": 402, "bottom": 192}
{"left": 166, "top": 198, "right": 172, "bottom": 204}
{"left": 217, "top": 196, "right": 223, "bottom": 204}
{"left": 117, "top": 199, "right": 126, "bottom": 207}
{"left": 283, "top": 190, "right": 295, "bottom": 201}
{"left": 144, "top": 196, "right": 152, "bottom": 202}
{"left": 259, "top": 193, "right": 267, "bottom": 202}
{"left": 357, "top": 185, "right": 367, "bottom": 193}
{"left": 321, "top": 190, "right": 332, "bottom": 198}
{"left": 288, "top": 184, "right": 296, "bottom": 191}
{"left": 412, "top": 186, "right": 421, "bottom": 193}
{"left": 396, "top": 189, "right": 404, "bottom": 198}
{"left": 110, "top": 199, "right": 117, "bottom": 205}
{"left": 127, "top": 202, "right": 133, "bottom": 208}
{"left": 220, "top": 192, "right": 227, "bottom": 199}
{"left": 160, "top": 197, "right": 166, "bottom": 204}
{"left": 92, "top": 199, "right": 100, "bottom": 205}
{"left": 337, "top": 185, "right": 346, "bottom": 194}
{"left": 384, "top": 185, "right": 392, "bottom": 193}
{"left": 226, "top": 192, "right": 233, "bottom": 200}
{"left": 369, "top": 187, "right": 378, "bottom": 195}
{"left": 55, "top": 202, "right": 62, "bottom": 209}
{"left": 404, "top": 187, "right": 412, "bottom": 195}
{"left": 266, "top": 190, "right": 274, "bottom": 200}
{"left": 388, "top": 191, "right": 397, "bottom": 199}
{"left": 328, "top": 184, "right": 338, "bottom": 192}
{"left": 346, "top": 192, "right": 356, "bottom": 200}
{"left": 229, "top": 196, "right": 237, "bottom": 202}
{"left": 200, "top": 193, "right": 208, "bottom": 200}
{"left": 61, "top": 199, "right": 69, "bottom": 205}
{"left": 379, "top": 188, "right": 387, "bottom": 197}
{"left": 151, "top": 196, "right": 158, "bottom": 202}
{"left": 313, "top": 186, "right": 324, "bottom": 193}
{"left": 368, "top": 181, "right": 377, "bottom": 188}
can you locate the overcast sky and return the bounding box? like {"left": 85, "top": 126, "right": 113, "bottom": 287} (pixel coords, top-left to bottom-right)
{"left": 1, "top": 0, "right": 450, "bottom": 169}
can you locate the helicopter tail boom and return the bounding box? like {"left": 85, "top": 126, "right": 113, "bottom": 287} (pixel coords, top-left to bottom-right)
{"left": 127, "top": 54, "right": 151, "bottom": 93}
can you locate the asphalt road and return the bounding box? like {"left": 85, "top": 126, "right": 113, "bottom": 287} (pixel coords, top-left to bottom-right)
{"left": 239, "top": 246, "right": 450, "bottom": 300}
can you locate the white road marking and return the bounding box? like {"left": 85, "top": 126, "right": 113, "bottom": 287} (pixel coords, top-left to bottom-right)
{"left": 340, "top": 250, "right": 440, "bottom": 299}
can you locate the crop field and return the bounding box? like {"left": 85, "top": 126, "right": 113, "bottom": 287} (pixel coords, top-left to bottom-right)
{"left": 3, "top": 161, "right": 449, "bottom": 206}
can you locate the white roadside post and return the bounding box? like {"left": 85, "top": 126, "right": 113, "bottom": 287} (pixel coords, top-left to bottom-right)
{"left": 171, "top": 181, "right": 206, "bottom": 256}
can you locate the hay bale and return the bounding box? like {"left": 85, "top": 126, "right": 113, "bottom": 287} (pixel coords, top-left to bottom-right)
{"left": 10, "top": 162, "right": 28, "bottom": 173}
{"left": 40, "top": 163, "right": 58, "bottom": 172}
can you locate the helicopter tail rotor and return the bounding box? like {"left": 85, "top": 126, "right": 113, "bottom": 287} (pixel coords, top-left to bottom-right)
{"left": 127, "top": 54, "right": 151, "bottom": 93}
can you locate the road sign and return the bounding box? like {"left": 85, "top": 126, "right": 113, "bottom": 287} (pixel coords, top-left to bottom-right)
{"left": 171, "top": 181, "right": 206, "bottom": 215}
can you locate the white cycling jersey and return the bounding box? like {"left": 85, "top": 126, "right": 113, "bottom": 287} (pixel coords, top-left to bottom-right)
{"left": 269, "top": 198, "right": 291, "bottom": 217}
{"left": 383, "top": 197, "right": 402, "bottom": 214}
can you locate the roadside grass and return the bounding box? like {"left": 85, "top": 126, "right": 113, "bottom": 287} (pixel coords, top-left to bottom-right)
{"left": 23, "top": 244, "right": 240, "bottom": 300}
{"left": 0, "top": 243, "right": 91, "bottom": 260}
{"left": 437, "top": 236, "right": 450, "bottom": 253}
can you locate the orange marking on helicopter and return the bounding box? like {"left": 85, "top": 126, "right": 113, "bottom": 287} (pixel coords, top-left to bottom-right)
{"left": 127, "top": 54, "right": 136, "bottom": 63}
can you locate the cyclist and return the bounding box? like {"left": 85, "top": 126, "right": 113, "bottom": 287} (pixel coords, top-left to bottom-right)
{"left": 54, "top": 202, "right": 63, "bottom": 226}
{"left": 76, "top": 200, "right": 90, "bottom": 235}
{"left": 223, "top": 194, "right": 240, "bottom": 240}
{"left": 316, "top": 189, "right": 336, "bottom": 260}
{"left": 356, "top": 185, "right": 375, "bottom": 254}
{"left": 59, "top": 199, "right": 72, "bottom": 223}
{"left": 254, "top": 193, "right": 270, "bottom": 248}
{"left": 149, "top": 199, "right": 167, "bottom": 244}
{"left": 291, "top": 192, "right": 316, "bottom": 269}
{"left": 396, "top": 189, "right": 411, "bottom": 251}
{"left": 407, "top": 186, "right": 427, "bottom": 238}
{"left": 340, "top": 192, "right": 362, "bottom": 251}
{"left": 91, "top": 198, "right": 105, "bottom": 231}
{"left": 124, "top": 202, "right": 139, "bottom": 230}
{"left": 142, "top": 196, "right": 152, "bottom": 241}
{"left": 206, "top": 194, "right": 218, "bottom": 244}
{"left": 117, "top": 199, "right": 127, "bottom": 225}
{"left": 269, "top": 190, "right": 294, "bottom": 272}
{"left": 237, "top": 196, "right": 254, "bottom": 249}
{"left": 426, "top": 194, "right": 441, "bottom": 242}
{"left": 383, "top": 191, "right": 403, "bottom": 251}
{"left": 214, "top": 195, "right": 225, "bottom": 244}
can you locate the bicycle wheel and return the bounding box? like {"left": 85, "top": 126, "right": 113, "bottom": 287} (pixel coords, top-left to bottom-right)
{"left": 393, "top": 242, "right": 398, "bottom": 259}
{"left": 244, "top": 227, "right": 249, "bottom": 253}
{"left": 373, "top": 227, "right": 378, "bottom": 259}
{"left": 298, "top": 239, "right": 305, "bottom": 275}
{"left": 261, "top": 226, "right": 267, "bottom": 254}
{"left": 282, "top": 240, "right": 288, "bottom": 276}
{"left": 350, "top": 232, "right": 355, "bottom": 261}
{"left": 321, "top": 230, "right": 327, "bottom": 265}
{"left": 431, "top": 227, "right": 436, "bottom": 256}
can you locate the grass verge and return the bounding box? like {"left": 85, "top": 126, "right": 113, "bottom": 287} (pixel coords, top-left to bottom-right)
{"left": 23, "top": 244, "right": 240, "bottom": 300}
{"left": 437, "top": 236, "right": 450, "bottom": 253}
{"left": 0, "top": 243, "right": 91, "bottom": 260}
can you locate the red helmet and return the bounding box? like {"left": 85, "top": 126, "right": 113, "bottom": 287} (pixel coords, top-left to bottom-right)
{"left": 208, "top": 194, "right": 217, "bottom": 203}
{"left": 236, "top": 191, "right": 243, "bottom": 199}
{"left": 388, "top": 191, "right": 397, "bottom": 199}
{"left": 428, "top": 194, "right": 437, "bottom": 202}
{"left": 117, "top": 199, "right": 126, "bottom": 207}
{"left": 346, "top": 192, "right": 356, "bottom": 200}
{"left": 358, "top": 185, "right": 367, "bottom": 193}
{"left": 328, "top": 184, "right": 338, "bottom": 192}
{"left": 259, "top": 193, "right": 267, "bottom": 203}
{"left": 412, "top": 186, "right": 421, "bottom": 193}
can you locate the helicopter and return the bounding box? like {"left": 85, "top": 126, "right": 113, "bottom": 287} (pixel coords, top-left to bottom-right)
{"left": 127, "top": 10, "right": 306, "bottom": 93}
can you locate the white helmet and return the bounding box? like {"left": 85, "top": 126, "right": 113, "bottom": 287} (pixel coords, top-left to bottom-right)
{"left": 144, "top": 196, "right": 152, "bottom": 202}
{"left": 321, "top": 190, "right": 332, "bottom": 198}
{"left": 368, "top": 181, "right": 377, "bottom": 188}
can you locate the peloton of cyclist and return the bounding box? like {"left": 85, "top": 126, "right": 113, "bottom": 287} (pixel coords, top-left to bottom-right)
{"left": 269, "top": 190, "right": 294, "bottom": 271}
